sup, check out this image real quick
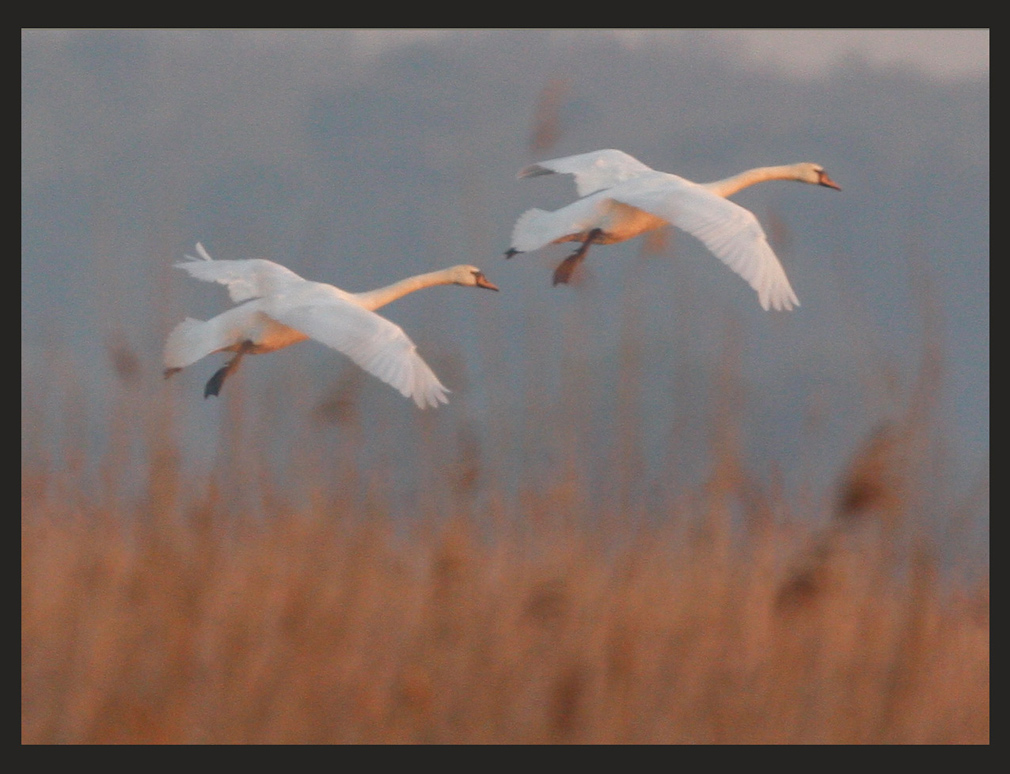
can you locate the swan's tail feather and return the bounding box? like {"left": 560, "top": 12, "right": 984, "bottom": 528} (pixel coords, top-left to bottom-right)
{"left": 163, "top": 316, "right": 241, "bottom": 371}
{"left": 163, "top": 318, "right": 206, "bottom": 371}
{"left": 509, "top": 208, "right": 558, "bottom": 253}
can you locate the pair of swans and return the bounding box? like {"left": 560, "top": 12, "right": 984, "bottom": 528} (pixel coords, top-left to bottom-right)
{"left": 164, "top": 149, "right": 840, "bottom": 406}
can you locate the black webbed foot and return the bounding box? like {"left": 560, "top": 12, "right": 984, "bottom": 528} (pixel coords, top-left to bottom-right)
{"left": 203, "top": 341, "right": 254, "bottom": 399}
{"left": 204, "top": 366, "right": 229, "bottom": 398}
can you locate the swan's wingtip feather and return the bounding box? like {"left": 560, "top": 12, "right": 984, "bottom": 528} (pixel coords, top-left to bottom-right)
{"left": 182, "top": 242, "right": 213, "bottom": 263}
{"left": 763, "top": 292, "right": 800, "bottom": 312}
{"left": 413, "top": 387, "right": 451, "bottom": 409}
{"left": 422, "top": 384, "right": 451, "bottom": 409}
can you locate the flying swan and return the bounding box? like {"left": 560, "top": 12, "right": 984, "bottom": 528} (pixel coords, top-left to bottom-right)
{"left": 505, "top": 148, "right": 840, "bottom": 311}
{"left": 163, "top": 243, "right": 499, "bottom": 406}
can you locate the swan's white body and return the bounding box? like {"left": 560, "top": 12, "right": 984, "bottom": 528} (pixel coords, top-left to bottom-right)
{"left": 507, "top": 148, "right": 840, "bottom": 311}
{"left": 163, "top": 244, "right": 498, "bottom": 407}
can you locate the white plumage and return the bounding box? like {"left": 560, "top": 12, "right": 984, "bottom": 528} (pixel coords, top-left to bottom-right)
{"left": 164, "top": 243, "right": 498, "bottom": 406}
{"left": 507, "top": 149, "right": 840, "bottom": 311}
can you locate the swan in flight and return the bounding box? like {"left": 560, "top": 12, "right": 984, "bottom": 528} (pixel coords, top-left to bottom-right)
{"left": 505, "top": 148, "right": 840, "bottom": 311}
{"left": 163, "top": 243, "right": 499, "bottom": 407}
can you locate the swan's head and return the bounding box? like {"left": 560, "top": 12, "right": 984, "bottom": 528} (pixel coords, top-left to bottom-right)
{"left": 447, "top": 265, "right": 499, "bottom": 291}
{"left": 795, "top": 163, "right": 841, "bottom": 190}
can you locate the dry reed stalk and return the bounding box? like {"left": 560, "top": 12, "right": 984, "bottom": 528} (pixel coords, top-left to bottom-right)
{"left": 22, "top": 456, "right": 989, "bottom": 744}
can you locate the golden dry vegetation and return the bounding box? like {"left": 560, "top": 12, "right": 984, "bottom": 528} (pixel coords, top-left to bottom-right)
{"left": 21, "top": 374, "right": 989, "bottom": 744}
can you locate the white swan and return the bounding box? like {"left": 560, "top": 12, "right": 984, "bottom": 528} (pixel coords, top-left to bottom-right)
{"left": 505, "top": 148, "right": 840, "bottom": 311}
{"left": 163, "top": 243, "right": 499, "bottom": 406}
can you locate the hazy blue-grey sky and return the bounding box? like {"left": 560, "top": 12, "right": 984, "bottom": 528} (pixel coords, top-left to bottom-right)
{"left": 32, "top": 28, "right": 987, "bottom": 79}
{"left": 333, "top": 28, "right": 989, "bottom": 79}
{"left": 21, "top": 29, "right": 989, "bottom": 537}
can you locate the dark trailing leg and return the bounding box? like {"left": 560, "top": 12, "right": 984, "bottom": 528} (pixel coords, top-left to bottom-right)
{"left": 203, "top": 341, "right": 254, "bottom": 399}
{"left": 204, "top": 365, "right": 230, "bottom": 398}
{"left": 552, "top": 229, "right": 603, "bottom": 286}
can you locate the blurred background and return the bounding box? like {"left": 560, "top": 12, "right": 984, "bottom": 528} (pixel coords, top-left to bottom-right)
{"left": 21, "top": 29, "right": 988, "bottom": 551}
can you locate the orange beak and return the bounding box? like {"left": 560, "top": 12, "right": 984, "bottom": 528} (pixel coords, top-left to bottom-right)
{"left": 819, "top": 171, "right": 842, "bottom": 191}
{"left": 474, "top": 271, "right": 499, "bottom": 291}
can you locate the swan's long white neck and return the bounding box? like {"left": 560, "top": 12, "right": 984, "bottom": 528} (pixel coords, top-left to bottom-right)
{"left": 702, "top": 165, "right": 806, "bottom": 199}
{"left": 352, "top": 269, "right": 458, "bottom": 311}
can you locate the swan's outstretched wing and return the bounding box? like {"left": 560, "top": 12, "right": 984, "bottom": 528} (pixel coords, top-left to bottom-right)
{"left": 613, "top": 176, "right": 800, "bottom": 311}
{"left": 176, "top": 243, "right": 306, "bottom": 303}
{"left": 266, "top": 292, "right": 449, "bottom": 408}
{"left": 518, "top": 149, "right": 655, "bottom": 197}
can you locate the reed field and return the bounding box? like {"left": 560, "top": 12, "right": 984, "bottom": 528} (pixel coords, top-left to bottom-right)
{"left": 21, "top": 28, "right": 989, "bottom": 747}
{"left": 21, "top": 301, "right": 989, "bottom": 745}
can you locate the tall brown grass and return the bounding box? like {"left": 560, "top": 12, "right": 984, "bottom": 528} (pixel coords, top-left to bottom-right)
{"left": 21, "top": 380, "right": 989, "bottom": 743}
